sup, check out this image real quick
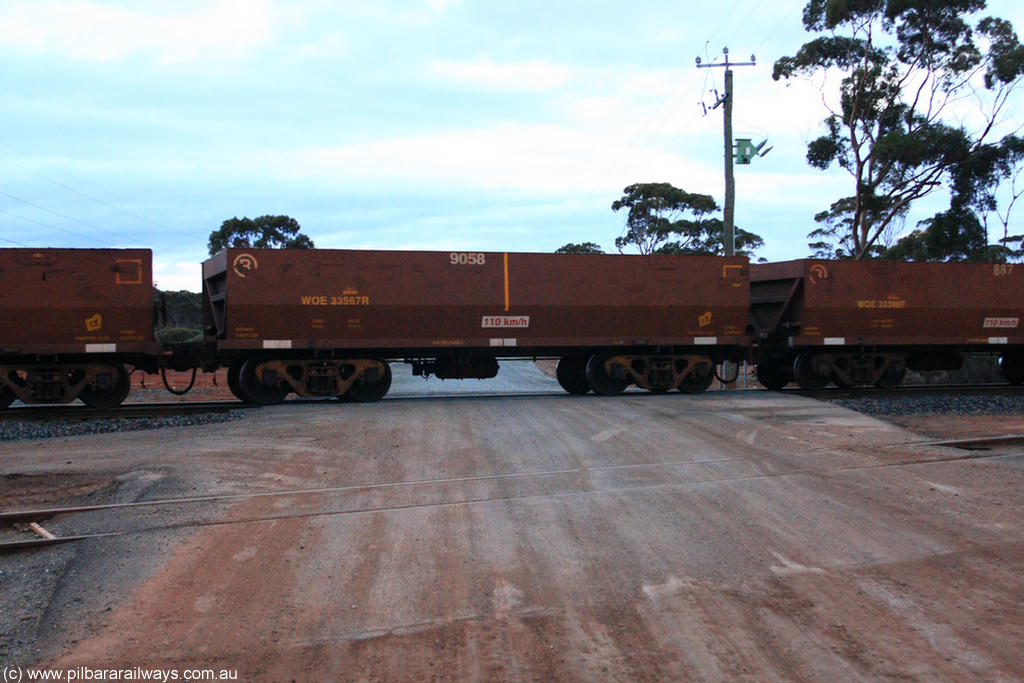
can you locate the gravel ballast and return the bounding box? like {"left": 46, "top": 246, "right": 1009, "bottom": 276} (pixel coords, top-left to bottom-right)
{"left": 0, "top": 410, "right": 252, "bottom": 442}
{"left": 830, "top": 392, "right": 1024, "bottom": 417}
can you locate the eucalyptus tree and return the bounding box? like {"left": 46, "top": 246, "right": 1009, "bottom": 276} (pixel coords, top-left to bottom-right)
{"left": 773, "top": 0, "right": 1024, "bottom": 260}
{"left": 611, "top": 182, "right": 763, "bottom": 257}
{"left": 208, "top": 215, "right": 315, "bottom": 255}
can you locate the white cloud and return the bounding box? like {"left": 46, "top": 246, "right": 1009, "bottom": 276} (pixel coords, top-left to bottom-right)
{"left": 428, "top": 58, "right": 575, "bottom": 92}
{"left": 0, "top": 0, "right": 289, "bottom": 63}
{"left": 282, "top": 30, "right": 348, "bottom": 63}
{"left": 270, "top": 120, "right": 723, "bottom": 197}
{"left": 153, "top": 260, "right": 202, "bottom": 292}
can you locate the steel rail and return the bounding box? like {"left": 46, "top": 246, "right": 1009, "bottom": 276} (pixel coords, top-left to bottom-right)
{"left": 2, "top": 444, "right": 1019, "bottom": 554}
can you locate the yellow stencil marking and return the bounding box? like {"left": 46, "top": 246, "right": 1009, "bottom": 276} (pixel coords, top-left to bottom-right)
{"left": 722, "top": 264, "right": 744, "bottom": 287}
{"left": 115, "top": 259, "right": 143, "bottom": 285}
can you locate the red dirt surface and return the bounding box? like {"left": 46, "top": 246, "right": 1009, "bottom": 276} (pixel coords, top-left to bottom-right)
{"left": 4, "top": 381, "right": 1022, "bottom": 681}
{"left": 128, "top": 369, "right": 235, "bottom": 402}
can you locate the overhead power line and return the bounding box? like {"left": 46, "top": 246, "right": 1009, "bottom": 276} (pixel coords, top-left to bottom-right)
{"left": 0, "top": 190, "right": 157, "bottom": 248}
{"left": 0, "top": 153, "right": 206, "bottom": 241}
{"left": 754, "top": 0, "right": 805, "bottom": 55}
{"left": 723, "top": 0, "right": 769, "bottom": 51}
{"left": 0, "top": 208, "right": 119, "bottom": 247}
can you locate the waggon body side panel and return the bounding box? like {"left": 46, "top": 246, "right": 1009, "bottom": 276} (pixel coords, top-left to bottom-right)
{"left": 0, "top": 248, "right": 159, "bottom": 356}
{"left": 204, "top": 249, "right": 751, "bottom": 354}
{"left": 751, "top": 259, "right": 1024, "bottom": 348}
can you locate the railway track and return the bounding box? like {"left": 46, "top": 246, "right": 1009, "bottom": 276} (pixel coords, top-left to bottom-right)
{"left": 2, "top": 381, "right": 1021, "bottom": 417}
{"left": 3, "top": 436, "right": 1020, "bottom": 554}
{"left": 1, "top": 380, "right": 1020, "bottom": 450}
{"left": 786, "top": 382, "right": 1024, "bottom": 399}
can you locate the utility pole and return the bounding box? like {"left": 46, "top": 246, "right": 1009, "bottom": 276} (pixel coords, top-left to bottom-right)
{"left": 696, "top": 47, "right": 757, "bottom": 256}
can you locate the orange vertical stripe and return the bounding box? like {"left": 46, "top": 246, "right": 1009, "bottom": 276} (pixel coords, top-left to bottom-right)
{"left": 503, "top": 252, "right": 510, "bottom": 311}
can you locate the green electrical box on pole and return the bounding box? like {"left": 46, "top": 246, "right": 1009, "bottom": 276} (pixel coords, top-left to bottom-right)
{"left": 735, "top": 138, "right": 769, "bottom": 165}
{"left": 695, "top": 47, "right": 757, "bottom": 257}
{"left": 735, "top": 138, "right": 756, "bottom": 165}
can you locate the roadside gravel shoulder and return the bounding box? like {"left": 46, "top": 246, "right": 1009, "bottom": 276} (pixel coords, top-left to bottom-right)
{"left": 829, "top": 392, "right": 1024, "bottom": 439}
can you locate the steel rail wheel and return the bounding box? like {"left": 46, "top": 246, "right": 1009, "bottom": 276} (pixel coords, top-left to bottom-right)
{"left": 678, "top": 366, "right": 714, "bottom": 394}
{"left": 1000, "top": 354, "right": 1024, "bottom": 385}
{"left": 874, "top": 362, "right": 906, "bottom": 390}
{"left": 226, "top": 362, "right": 249, "bottom": 402}
{"left": 755, "top": 362, "right": 789, "bottom": 390}
{"left": 585, "top": 353, "right": 629, "bottom": 396}
{"left": 556, "top": 355, "right": 590, "bottom": 395}
{"left": 238, "top": 356, "right": 289, "bottom": 405}
{"left": 793, "top": 353, "right": 830, "bottom": 392}
{"left": 0, "top": 385, "right": 14, "bottom": 409}
{"left": 832, "top": 374, "right": 855, "bottom": 389}
{"left": 79, "top": 364, "right": 131, "bottom": 409}
{"left": 346, "top": 361, "right": 392, "bottom": 402}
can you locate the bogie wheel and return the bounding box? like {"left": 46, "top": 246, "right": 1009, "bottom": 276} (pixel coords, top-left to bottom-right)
{"left": 0, "top": 385, "right": 14, "bottom": 409}
{"left": 239, "top": 356, "right": 290, "bottom": 405}
{"left": 585, "top": 353, "right": 629, "bottom": 396}
{"left": 556, "top": 356, "right": 590, "bottom": 395}
{"left": 347, "top": 361, "right": 392, "bottom": 402}
{"left": 832, "top": 374, "right": 855, "bottom": 389}
{"left": 874, "top": 361, "right": 906, "bottom": 390}
{"left": 755, "top": 362, "right": 789, "bottom": 390}
{"left": 226, "top": 362, "right": 249, "bottom": 402}
{"left": 79, "top": 364, "right": 131, "bottom": 408}
{"left": 793, "top": 353, "right": 830, "bottom": 392}
{"left": 679, "top": 366, "right": 714, "bottom": 394}
{"left": 1000, "top": 354, "right": 1024, "bottom": 385}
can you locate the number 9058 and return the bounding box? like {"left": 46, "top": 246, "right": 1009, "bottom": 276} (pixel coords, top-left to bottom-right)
{"left": 450, "top": 252, "right": 486, "bottom": 265}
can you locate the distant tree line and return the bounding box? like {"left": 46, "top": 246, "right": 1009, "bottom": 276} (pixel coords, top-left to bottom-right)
{"left": 557, "top": 182, "right": 765, "bottom": 259}
{"left": 153, "top": 288, "right": 202, "bottom": 343}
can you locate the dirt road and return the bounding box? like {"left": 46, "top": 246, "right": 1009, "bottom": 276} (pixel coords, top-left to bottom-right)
{"left": 3, "top": 366, "right": 1023, "bottom": 681}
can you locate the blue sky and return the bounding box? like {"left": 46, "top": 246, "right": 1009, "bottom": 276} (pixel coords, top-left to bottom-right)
{"left": 2, "top": 0, "right": 1022, "bottom": 290}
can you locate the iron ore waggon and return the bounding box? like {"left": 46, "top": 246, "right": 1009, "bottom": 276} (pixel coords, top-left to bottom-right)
{"left": 202, "top": 248, "right": 751, "bottom": 403}
{"left": 10, "top": 247, "right": 1022, "bottom": 409}
{"left": 750, "top": 259, "right": 1024, "bottom": 390}
{"left": 0, "top": 248, "right": 161, "bottom": 408}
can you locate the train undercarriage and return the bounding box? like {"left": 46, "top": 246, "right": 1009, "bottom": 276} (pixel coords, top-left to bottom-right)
{"left": 555, "top": 352, "right": 716, "bottom": 395}
{"left": 226, "top": 356, "right": 393, "bottom": 404}
{"left": 757, "top": 348, "right": 1024, "bottom": 391}
{"left": 220, "top": 348, "right": 724, "bottom": 405}
{"left": 2, "top": 348, "right": 1021, "bottom": 409}
{"left": 0, "top": 361, "right": 133, "bottom": 408}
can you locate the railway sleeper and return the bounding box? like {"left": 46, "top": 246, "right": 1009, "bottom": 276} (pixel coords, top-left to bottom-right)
{"left": 246, "top": 358, "right": 390, "bottom": 402}
{"left": 0, "top": 362, "right": 130, "bottom": 407}
{"left": 604, "top": 354, "right": 714, "bottom": 393}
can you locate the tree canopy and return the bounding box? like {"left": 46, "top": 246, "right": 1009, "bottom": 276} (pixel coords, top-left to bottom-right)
{"left": 773, "top": 0, "right": 1024, "bottom": 261}
{"left": 610, "top": 183, "right": 764, "bottom": 257}
{"left": 555, "top": 242, "right": 605, "bottom": 254}
{"left": 207, "top": 215, "right": 315, "bottom": 255}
